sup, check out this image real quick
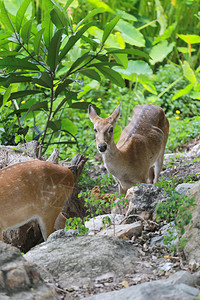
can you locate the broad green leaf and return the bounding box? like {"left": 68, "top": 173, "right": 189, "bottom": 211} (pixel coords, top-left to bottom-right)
{"left": 0, "top": 1, "right": 14, "bottom": 31}
{"left": 50, "top": 7, "right": 68, "bottom": 34}
{"left": 172, "top": 83, "right": 194, "bottom": 100}
{"left": 58, "top": 22, "right": 94, "bottom": 62}
{"left": 102, "top": 15, "right": 121, "bottom": 45}
{"left": 139, "top": 75, "right": 157, "bottom": 95}
{"left": 48, "top": 120, "right": 61, "bottom": 131}
{"left": 21, "top": 19, "right": 32, "bottom": 44}
{"left": 106, "top": 48, "right": 150, "bottom": 60}
{"left": 33, "top": 72, "right": 53, "bottom": 88}
{"left": 177, "top": 47, "right": 196, "bottom": 54}
{"left": 47, "top": 29, "right": 63, "bottom": 72}
{"left": 86, "top": 0, "right": 114, "bottom": 13}
{"left": 178, "top": 34, "right": 200, "bottom": 44}
{"left": 76, "top": 7, "right": 105, "bottom": 30}
{"left": 0, "top": 57, "right": 39, "bottom": 70}
{"left": 33, "top": 28, "right": 45, "bottom": 55}
{"left": 95, "top": 65, "right": 125, "bottom": 87}
{"left": 114, "top": 60, "right": 152, "bottom": 81}
{"left": 70, "top": 101, "right": 98, "bottom": 111}
{"left": 153, "top": 23, "right": 177, "bottom": 45}
{"left": 149, "top": 41, "right": 175, "bottom": 65}
{"left": 116, "top": 20, "right": 145, "bottom": 47}
{"left": 53, "top": 91, "right": 78, "bottom": 117}
{"left": 116, "top": 9, "right": 137, "bottom": 22}
{"left": 111, "top": 53, "right": 128, "bottom": 69}
{"left": 87, "top": 26, "right": 122, "bottom": 48}
{"left": 16, "top": 0, "right": 31, "bottom": 33}
{"left": 182, "top": 61, "right": 197, "bottom": 84}
{"left": 55, "top": 79, "right": 73, "bottom": 97}
{"left": 79, "top": 69, "right": 101, "bottom": 81}
{"left": 61, "top": 118, "right": 77, "bottom": 135}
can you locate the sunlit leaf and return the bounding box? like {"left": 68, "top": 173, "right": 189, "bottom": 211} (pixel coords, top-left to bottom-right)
{"left": 116, "top": 20, "right": 145, "bottom": 47}
{"left": 102, "top": 15, "right": 121, "bottom": 45}
{"left": 16, "top": 0, "right": 31, "bottom": 33}
{"left": 50, "top": 7, "right": 68, "bottom": 34}
{"left": 153, "top": 22, "right": 177, "bottom": 45}
{"left": 95, "top": 65, "right": 125, "bottom": 87}
{"left": 86, "top": 0, "right": 114, "bottom": 13}
{"left": 182, "top": 61, "right": 197, "bottom": 83}
{"left": 172, "top": 83, "right": 194, "bottom": 100}
{"left": 76, "top": 7, "right": 105, "bottom": 30}
{"left": 178, "top": 34, "right": 200, "bottom": 44}
{"left": 21, "top": 20, "right": 32, "bottom": 44}
{"left": 150, "top": 41, "right": 175, "bottom": 65}
{"left": 0, "top": 1, "right": 14, "bottom": 31}
{"left": 61, "top": 118, "right": 77, "bottom": 135}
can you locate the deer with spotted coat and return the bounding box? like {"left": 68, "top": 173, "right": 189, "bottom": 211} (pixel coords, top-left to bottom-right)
{"left": 89, "top": 104, "right": 169, "bottom": 195}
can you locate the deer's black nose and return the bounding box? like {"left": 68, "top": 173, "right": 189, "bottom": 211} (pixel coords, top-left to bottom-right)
{"left": 98, "top": 143, "right": 107, "bottom": 153}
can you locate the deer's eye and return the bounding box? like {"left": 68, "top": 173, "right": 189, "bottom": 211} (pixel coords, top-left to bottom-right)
{"left": 94, "top": 128, "right": 97, "bottom": 133}
{"left": 108, "top": 127, "right": 113, "bottom": 133}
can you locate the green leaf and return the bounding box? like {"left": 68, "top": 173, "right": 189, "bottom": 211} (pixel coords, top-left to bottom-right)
{"left": 20, "top": 101, "right": 48, "bottom": 124}
{"left": 75, "top": 7, "right": 105, "bottom": 30}
{"left": 61, "top": 118, "right": 77, "bottom": 135}
{"left": 139, "top": 75, "right": 157, "bottom": 95}
{"left": 0, "top": 74, "right": 33, "bottom": 88}
{"left": 33, "top": 72, "right": 53, "bottom": 88}
{"left": 55, "top": 79, "right": 74, "bottom": 97}
{"left": 2, "top": 86, "right": 12, "bottom": 108}
{"left": 53, "top": 91, "right": 78, "bottom": 117}
{"left": 16, "top": 0, "right": 31, "bottom": 33}
{"left": 50, "top": 7, "right": 68, "bottom": 34}
{"left": 79, "top": 69, "right": 101, "bottom": 81}
{"left": 0, "top": 1, "right": 14, "bottom": 31}
{"left": 33, "top": 28, "right": 45, "bottom": 55}
{"left": 48, "top": 120, "right": 61, "bottom": 131}
{"left": 67, "top": 52, "right": 91, "bottom": 75}
{"left": 95, "top": 65, "right": 125, "bottom": 87}
{"left": 102, "top": 15, "right": 121, "bottom": 45}
{"left": 149, "top": 41, "right": 175, "bottom": 65}
{"left": 86, "top": 0, "right": 114, "bottom": 13}
{"left": 155, "top": 0, "right": 167, "bottom": 35}
{"left": 172, "top": 83, "right": 194, "bottom": 100}
{"left": 47, "top": 29, "right": 63, "bottom": 72}
{"left": 116, "top": 20, "right": 145, "bottom": 47}
{"left": 21, "top": 19, "right": 32, "bottom": 44}
{"left": 0, "top": 57, "right": 39, "bottom": 71}
{"left": 8, "top": 90, "right": 44, "bottom": 101}
{"left": 42, "top": 13, "right": 53, "bottom": 48}
{"left": 106, "top": 48, "right": 150, "bottom": 60}
{"left": 0, "top": 51, "right": 20, "bottom": 57}
{"left": 178, "top": 34, "right": 200, "bottom": 44}
{"left": 114, "top": 60, "right": 152, "bottom": 82}
{"left": 58, "top": 22, "right": 94, "bottom": 63}
{"left": 111, "top": 53, "right": 128, "bottom": 69}
{"left": 153, "top": 22, "right": 177, "bottom": 45}
{"left": 182, "top": 61, "right": 197, "bottom": 84}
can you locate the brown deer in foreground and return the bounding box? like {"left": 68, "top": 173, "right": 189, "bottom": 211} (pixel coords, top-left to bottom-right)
{"left": 0, "top": 160, "right": 74, "bottom": 241}
{"left": 89, "top": 104, "right": 169, "bottom": 195}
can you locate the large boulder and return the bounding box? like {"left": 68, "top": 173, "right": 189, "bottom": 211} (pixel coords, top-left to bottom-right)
{"left": 0, "top": 241, "right": 58, "bottom": 299}
{"left": 24, "top": 235, "right": 139, "bottom": 289}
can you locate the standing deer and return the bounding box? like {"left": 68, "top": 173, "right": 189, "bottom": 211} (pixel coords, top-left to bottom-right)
{"left": 89, "top": 104, "right": 169, "bottom": 195}
{"left": 0, "top": 160, "right": 74, "bottom": 241}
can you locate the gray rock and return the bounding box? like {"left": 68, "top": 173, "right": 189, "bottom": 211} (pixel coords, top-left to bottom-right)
{"left": 175, "top": 183, "right": 195, "bottom": 198}
{"left": 150, "top": 222, "right": 178, "bottom": 248}
{"left": 85, "top": 214, "right": 124, "bottom": 234}
{"left": 183, "top": 180, "right": 200, "bottom": 267}
{"left": 83, "top": 271, "right": 200, "bottom": 300}
{"left": 96, "top": 222, "right": 143, "bottom": 239}
{"left": 125, "top": 184, "right": 167, "bottom": 217}
{"left": 24, "top": 235, "right": 139, "bottom": 289}
{"left": 0, "top": 241, "right": 58, "bottom": 299}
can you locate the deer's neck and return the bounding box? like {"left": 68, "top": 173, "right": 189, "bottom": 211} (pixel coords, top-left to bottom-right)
{"left": 102, "top": 141, "right": 123, "bottom": 171}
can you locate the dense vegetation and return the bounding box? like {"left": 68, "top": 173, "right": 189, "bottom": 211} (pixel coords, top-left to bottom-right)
{"left": 0, "top": 0, "right": 199, "bottom": 159}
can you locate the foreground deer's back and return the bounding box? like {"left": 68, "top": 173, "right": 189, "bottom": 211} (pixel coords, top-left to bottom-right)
{"left": 0, "top": 160, "right": 74, "bottom": 237}
{"left": 117, "top": 104, "right": 169, "bottom": 150}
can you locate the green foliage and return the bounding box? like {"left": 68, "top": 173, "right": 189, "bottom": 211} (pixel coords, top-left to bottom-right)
{"left": 156, "top": 178, "right": 196, "bottom": 253}
{"left": 65, "top": 217, "right": 89, "bottom": 235}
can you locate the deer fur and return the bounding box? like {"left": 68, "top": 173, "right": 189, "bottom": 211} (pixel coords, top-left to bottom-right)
{"left": 89, "top": 104, "right": 169, "bottom": 195}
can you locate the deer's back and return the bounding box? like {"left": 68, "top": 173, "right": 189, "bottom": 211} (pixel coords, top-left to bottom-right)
{"left": 117, "top": 104, "right": 168, "bottom": 151}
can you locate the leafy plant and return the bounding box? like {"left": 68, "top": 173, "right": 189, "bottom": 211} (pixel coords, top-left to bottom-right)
{"left": 65, "top": 217, "right": 89, "bottom": 236}
{"left": 0, "top": 0, "right": 135, "bottom": 155}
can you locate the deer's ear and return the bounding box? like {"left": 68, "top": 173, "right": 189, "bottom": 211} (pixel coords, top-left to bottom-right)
{"left": 110, "top": 103, "right": 121, "bottom": 127}
{"left": 88, "top": 104, "right": 98, "bottom": 123}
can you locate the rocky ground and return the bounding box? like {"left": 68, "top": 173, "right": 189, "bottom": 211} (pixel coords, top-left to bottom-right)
{"left": 0, "top": 139, "right": 200, "bottom": 300}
